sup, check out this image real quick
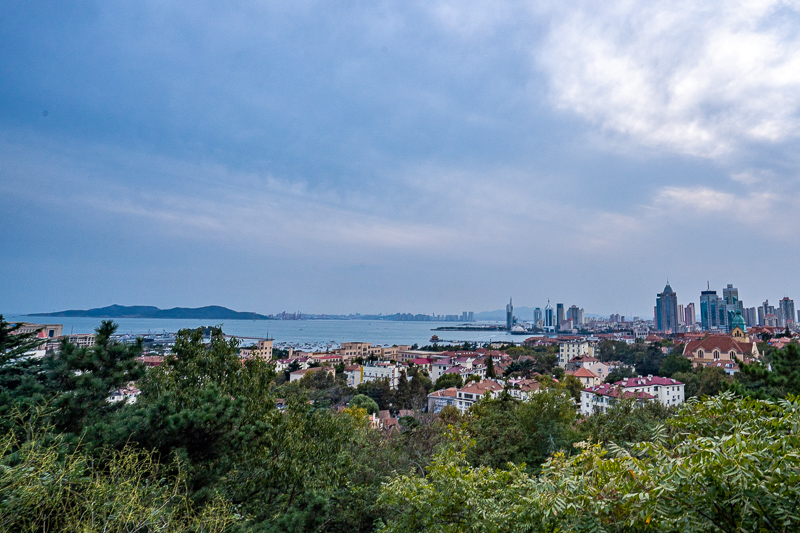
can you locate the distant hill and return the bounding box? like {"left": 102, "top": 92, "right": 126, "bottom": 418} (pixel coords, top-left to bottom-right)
{"left": 28, "top": 304, "right": 272, "bottom": 320}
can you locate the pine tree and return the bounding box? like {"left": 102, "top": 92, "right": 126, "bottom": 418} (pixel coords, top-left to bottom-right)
{"left": 485, "top": 353, "right": 496, "bottom": 379}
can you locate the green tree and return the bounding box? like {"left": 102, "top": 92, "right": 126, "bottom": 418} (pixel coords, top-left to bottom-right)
{"left": 45, "top": 320, "right": 145, "bottom": 436}
{"left": 659, "top": 352, "right": 692, "bottom": 377}
{"left": 381, "top": 393, "right": 800, "bottom": 532}
{"left": 730, "top": 343, "right": 800, "bottom": 399}
{"left": 0, "top": 412, "right": 234, "bottom": 532}
{"left": 561, "top": 374, "right": 583, "bottom": 401}
{"left": 604, "top": 365, "right": 637, "bottom": 384}
{"left": 485, "top": 354, "right": 496, "bottom": 379}
{"left": 350, "top": 393, "right": 379, "bottom": 415}
{"left": 434, "top": 373, "right": 463, "bottom": 390}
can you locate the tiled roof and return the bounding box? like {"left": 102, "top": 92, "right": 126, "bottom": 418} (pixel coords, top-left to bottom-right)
{"left": 582, "top": 384, "right": 655, "bottom": 400}
{"left": 706, "top": 361, "right": 739, "bottom": 370}
{"left": 615, "top": 376, "right": 683, "bottom": 387}
{"left": 460, "top": 380, "right": 503, "bottom": 395}
{"left": 569, "top": 355, "right": 600, "bottom": 363}
{"left": 684, "top": 335, "right": 754, "bottom": 356}
{"left": 428, "top": 387, "right": 458, "bottom": 398}
{"left": 569, "top": 367, "right": 599, "bottom": 378}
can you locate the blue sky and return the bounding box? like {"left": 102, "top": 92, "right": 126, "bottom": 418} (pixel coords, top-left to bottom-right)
{"left": 2, "top": 1, "right": 800, "bottom": 317}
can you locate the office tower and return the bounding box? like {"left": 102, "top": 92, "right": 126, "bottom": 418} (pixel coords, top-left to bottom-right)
{"left": 506, "top": 298, "right": 514, "bottom": 331}
{"left": 656, "top": 282, "right": 679, "bottom": 331}
{"left": 760, "top": 300, "right": 776, "bottom": 326}
{"left": 721, "top": 283, "right": 744, "bottom": 331}
{"left": 744, "top": 307, "right": 757, "bottom": 328}
{"left": 677, "top": 304, "right": 685, "bottom": 326}
{"left": 780, "top": 297, "right": 795, "bottom": 327}
{"left": 544, "top": 301, "right": 554, "bottom": 329}
{"left": 684, "top": 303, "right": 696, "bottom": 328}
{"left": 700, "top": 286, "right": 718, "bottom": 330}
{"left": 567, "top": 305, "right": 584, "bottom": 326}
{"left": 556, "top": 303, "right": 565, "bottom": 329}
{"left": 533, "top": 307, "right": 542, "bottom": 326}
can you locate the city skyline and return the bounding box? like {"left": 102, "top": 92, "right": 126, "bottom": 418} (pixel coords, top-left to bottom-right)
{"left": 3, "top": 2, "right": 800, "bottom": 315}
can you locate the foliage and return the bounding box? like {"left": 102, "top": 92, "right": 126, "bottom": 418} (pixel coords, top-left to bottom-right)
{"left": 381, "top": 393, "right": 800, "bottom": 532}
{"left": 577, "top": 395, "right": 671, "bottom": 450}
{"left": 46, "top": 320, "right": 145, "bottom": 435}
{"left": 604, "top": 365, "right": 637, "bottom": 384}
{"left": 350, "top": 394, "right": 379, "bottom": 414}
{"left": 434, "top": 372, "right": 463, "bottom": 391}
{"left": 658, "top": 353, "right": 692, "bottom": 377}
{"left": 730, "top": 343, "right": 800, "bottom": 400}
{"left": 0, "top": 412, "right": 234, "bottom": 533}
{"left": 465, "top": 389, "right": 578, "bottom": 472}
{"left": 673, "top": 366, "right": 729, "bottom": 399}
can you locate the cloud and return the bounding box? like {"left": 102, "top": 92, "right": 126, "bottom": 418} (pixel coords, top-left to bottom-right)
{"left": 537, "top": 0, "right": 800, "bottom": 159}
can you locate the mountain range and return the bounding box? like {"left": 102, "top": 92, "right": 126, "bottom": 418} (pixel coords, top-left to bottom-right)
{"left": 27, "top": 305, "right": 271, "bottom": 320}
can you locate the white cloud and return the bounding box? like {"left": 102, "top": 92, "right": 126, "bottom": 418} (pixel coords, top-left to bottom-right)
{"left": 537, "top": 0, "right": 800, "bottom": 159}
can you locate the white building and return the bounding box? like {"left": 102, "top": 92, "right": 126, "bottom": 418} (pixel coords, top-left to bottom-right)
{"left": 558, "top": 340, "right": 593, "bottom": 368}
{"left": 580, "top": 375, "right": 685, "bottom": 415}
{"left": 454, "top": 380, "right": 504, "bottom": 412}
{"left": 361, "top": 362, "right": 402, "bottom": 389}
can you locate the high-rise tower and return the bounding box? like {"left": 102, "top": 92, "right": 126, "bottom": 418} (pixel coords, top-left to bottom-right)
{"left": 506, "top": 298, "right": 514, "bottom": 331}
{"left": 656, "top": 281, "right": 679, "bottom": 332}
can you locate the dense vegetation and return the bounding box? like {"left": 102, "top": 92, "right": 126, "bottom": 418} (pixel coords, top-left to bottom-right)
{"left": 2, "top": 315, "right": 799, "bottom": 531}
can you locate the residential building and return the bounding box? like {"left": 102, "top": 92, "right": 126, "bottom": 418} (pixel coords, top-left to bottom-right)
{"left": 454, "top": 380, "right": 504, "bottom": 412}
{"left": 66, "top": 333, "right": 96, "bottom": 349}
{"left": 581, "top": 375, "right": 685, "bottom": 415}
{"left": 581, "top": 385, "right": 654, "bottom": 415}
{"left": 558, "top": 339, "right": 593, "bottom": 368}
{"left": 361, "top": 362, "right": 402, "bottom": 388}
{"left": 566, "top": 367, "right": 600, "bottom": 388}
{"left": 14, "top": 322, "right": 63, "bottom": 339}
{"left": 505, "top": 378, "right": 540, "bottom": 400}
{"left": 427, "top": 387, "right": 458, "bottom": 413}
{"left": 254, "top": 339, "right": 273, "bottom": 360}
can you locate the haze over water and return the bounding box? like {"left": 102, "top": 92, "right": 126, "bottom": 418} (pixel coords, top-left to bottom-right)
{"left": 10, "top": 315, "right": 525, "bottom": 348}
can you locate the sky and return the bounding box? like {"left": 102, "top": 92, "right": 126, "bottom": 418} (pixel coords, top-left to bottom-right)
{"left": 2, "top": 0, "right": 800, "bottom": 317}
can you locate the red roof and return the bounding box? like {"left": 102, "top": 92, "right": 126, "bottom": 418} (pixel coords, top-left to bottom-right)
{"left": 460, "top": 380, "right": 503, "bottom": 395}
{"left": 684, "top": 335, "right": 754, "bottom": 357}
{"left": 568, "top": 367, "right": 599, "bottom": 379}
{"left": 615, "top": 376, "right": 683, "bottom": 387}
{"left": 582, "top": 384, "right": 655, "bottom": 400}
{"left": 428, "top": 387, "right": 458, "bottom": 398}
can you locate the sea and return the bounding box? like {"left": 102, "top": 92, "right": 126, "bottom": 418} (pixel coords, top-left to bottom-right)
{"left": 6, "top": 315, "right": 531, "bottom": 350}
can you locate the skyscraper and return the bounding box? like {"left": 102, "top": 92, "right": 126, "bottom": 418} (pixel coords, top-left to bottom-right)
{"left": 656, "top": 282, "right": 679, "bottom": 332}
{"left": 780, "top": 297, "right": 795, "bottom": 327}
{"left": 505, "top": 298, "right": 514, "bottom": 331}
{"left": 685, "top": 303, "right": 696, "bottom": 328}
{"left": 556, "top": 303, "right": 565, "bottom": 329}
{"left": 700, "top": 286, "right": 718, "bottom": 330}
{"left": 533, "top": 307, "right": 542, "bottom": 327}
{"left": 567, "top": 305, "right": 584, "bottom": 326}
{"left": 544, "top": 301, "right": 554, "bottom": 329}
{"left": 721, "top": 284, "right": 744, "bottom": 331}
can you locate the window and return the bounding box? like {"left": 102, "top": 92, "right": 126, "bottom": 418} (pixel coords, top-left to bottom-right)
{"left": 713, "top": 350, "right": 720, "bottom": 360}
